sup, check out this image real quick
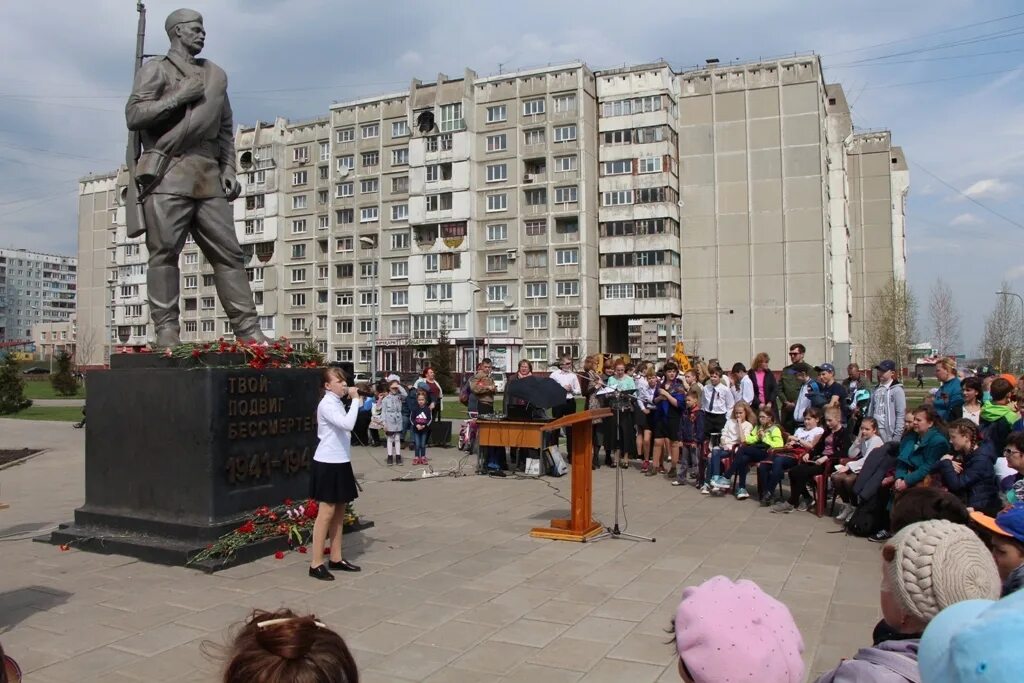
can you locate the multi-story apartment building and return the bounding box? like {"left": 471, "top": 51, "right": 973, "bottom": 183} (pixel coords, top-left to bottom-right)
{"left": 31, "top": 317, "right": 77, "bottom": 361}
{"left": 0, "top": 247, "right": 77, "bottom": 342}
{"left": 77, "top": 56, "right": 905, "bottom": 371}
{"left": 75, "top": 172, "right": 118, "bottom": 367}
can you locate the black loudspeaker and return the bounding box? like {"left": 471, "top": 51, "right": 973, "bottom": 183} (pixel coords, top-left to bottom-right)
{"left": 429, "top": 421, "right": 452, "bottom": 447}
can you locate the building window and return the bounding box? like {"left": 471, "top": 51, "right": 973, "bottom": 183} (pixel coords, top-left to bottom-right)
{"left": 360, "top": 207, "right": 379, "bottom": 223}
{"left": 184, "top": 321, "right": 198, "bottom": 333}
{"left": 555, "top": 248, "right": 579, "bottom": 266}
{"left": 525, "top": 346, "right": 547, "bottom": 361}
{"left": 391, "top": 261, "right": 409, "bottom": 279}
{"left": 523, "top": 98, "right": 545, "bottom": 116}
{"left": 554, "top": 186, "right": 577, "bottom": 204}
{"left": 317, "top": 265, "right": 329, "bottom": 280}
{"left": 290, "top": 318, "right": 307, "bottom": 332}
{"left": 424, "top": 254, "right": 439, "bottom": 272}
{"left": 202, "top": 320, "right": 215, "bottom": 332}
{"left": 439, "top": 102, "right": 465, "bottom": 132}
{"left": 553, "top": 124, "right": 576, "bottom": 142}
{"left": 391, "top": 204, "right": 408, "bottom": 221}
{"left": 336, "top": 319, "right": 353, "bottom": 334}
{"left": 392, "top": 120, "right": 409, "bottom": 137}
{"left": 335, "top": 236, "right": 353, "bottom": 252}
{"left": 525, "top": 313, "right": 547, "bottom": 329}
{"left": 359, "top": 289, "right": 379, "bottom": 307}
{"left": 292, "top": 195, "right": 307, "bottom": 210}
{"left": 555, "top": 218, "right": 579, "bottom": 234}
{"left": 525, "top": 250, "right": 548, "bottom": 268}
{"left": 292, "top": 146, "right": 309, "bottom": 163}
{"left": 555, "top": 155, "right": 577, "bottom": 173}
{"left": 291, "top": 219, "right": 307, "bottom": 234}
{"left": 336, "top": 264, "right": 354, "bottom": 279}
{"left": 525, "top": 282, "right": 547, "bottom": 299}
{"left": 486, "top": 133, "right": 507, "bottom": 152}
{"left": 557, "top": 312, "right": 579, "bottom": 329}
{"left": 336, "top": 208, "right": 354, "bottom": 225}
{"left": 184, "top": 252, "right": 198, "bottom": 265}
{"left": 292, "top": 170, "right": 308, "bottom": 186}
{"left": 486, "top": 284, "right": 508, "bottom": 303}
{"left": 553, "top": 93, "right": 577, "bottom": 113}
{"left": 337, "top": 155, "right": 354, "bottom": 171}
{"left": 390, "top": 319, "right": 408, "bottom": 336}
{"left": 392, "top": 176, "right": 409, "bottom": 194}
{"left": 425, "top": 283, "right": 453, "bottom": 301}
{"left": 391, "top": 232, "right": 410, "bottom": 250}
{"left": 426, "top": 163, "right": 452, "bottom": 182}
{"left": 318, "top": 215, "right": 330, "bottom": 230}
{"left": 486, "top": 104, "right": 507, "bottom": 123}
{"left": 361, "top": 123, "right": 379, "bottom": 139}
{"left": 602, "top": 159, "right": 632, "bottom": 176}
{"left": 603, "top": 283, "right": 634, "bottom": 299}
{"left": 637, "top": 156, "right": 663, "bottom": 174}
{"left": 359, "top": 178, "right": 379, "bottom": 194}
{"left": 258, "top": 315, "right": 274, "bottom": 331}
{"left": 425, "top": 193, "right": 453, "bottom": 212}
{"left": 524, "top": 128, "right": 545, "bottom": 145}
{"left": 336, "top": 291, "right": 354, "bottom": 307}
{"left": 524, "top": 188, "right": 546, "bottom": 206}
{"left": 245, "top": 194, "right": 265, "bottom": 210}
{"left": 337, "top": 128, "right": 354, "bottom": 143}
{"left": 125, "top": 304, "right": 143, "bottom": 317}
{"left": 183, "top": 276, "right": 197, "bottom": 289}
{"left": 391, "top": 148, "right": 409, "bottom": 165}
{"left": 247, "top": 267, "right": 264, "bottom": 283}
{"left": 486, "top": 254, "right": 508, "bottom": 273}
{"left": 318, "top": 190, "right": 328, "bottom": 204}
{"left": 360, "top": 262, "right": 378, "bottom": 278}
{"left": 291, "top": 243, "right": 307, "bottom": 259}
{"left": 486, "top": 223, "right": 507, "bottom": 242}
{"left": 391, "top": 290, "right": 409, "bottom": 307}
{"left": 525, "top": 219, "right": 547, "bottom": 236}
{"left": 556, "top": 280, "right": 579, "bottom": 297}
{"left": 486, "top": 163, "right": 507, "bottom": 183}
{"left": 361, "top": 151, "right": 379, "bottom": 168}
{"left": 486, "top": 193, "right": 507, "bottom": 213}
{"left": 291, "top": 268, "right": 307, "bottom": 284}
{"left": 487, "top": 315, "right": 509, "bottom": 334}
{"left": 602, "top": 190, "right": 632, "bottom": 206}
{"left": 290, "top": 292, "right": 306, "bottom": 307}
{"left": 319, "top": 141, "right": 330, "bottom": 161}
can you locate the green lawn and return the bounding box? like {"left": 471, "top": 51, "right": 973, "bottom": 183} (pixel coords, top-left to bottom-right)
{"left": 22, "top": 381, "right": 85, "bottom": 400}
{"left": 5, "top": 406, "right": 83, "bottom": 422}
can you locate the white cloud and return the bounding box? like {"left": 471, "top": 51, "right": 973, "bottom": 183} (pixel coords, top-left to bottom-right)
{"left": 1005, "top": 265, "right": 1024, "bottom": 281}
{"left": 962, "top": 178, "right": 1014, "bottom": 201}
{"left": 397, "top": 51, "right": 422, "bottom": 70}
{"left": 949, "top": 213, "right": 981, "bottom": 226}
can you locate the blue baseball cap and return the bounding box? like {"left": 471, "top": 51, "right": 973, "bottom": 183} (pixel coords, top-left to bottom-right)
{"left": 815, "top": 363, "right": 835, "bottom": 374}
{"left": 918, "top": 590, "right": 1023, "bottom": 683}
{"left": 875, "top": 360, "right": 896, "bottom": 372}
{"left": 970, "top": 503, "right": 1024, "bottom": 543}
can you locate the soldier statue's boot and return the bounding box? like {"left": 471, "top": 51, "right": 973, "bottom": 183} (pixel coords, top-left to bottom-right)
{"left": 153, "top": 327, "right": 181, "bottom": 350}
{"left": 235, "top": 328, "right": 270, "bottom": 345}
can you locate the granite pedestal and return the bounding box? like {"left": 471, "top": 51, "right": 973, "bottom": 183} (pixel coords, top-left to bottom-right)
{"left": 44, "top": 353, "right": 371, "bottom": 570}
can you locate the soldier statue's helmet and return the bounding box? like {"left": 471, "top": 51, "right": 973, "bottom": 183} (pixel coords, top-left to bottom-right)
{"left": 165, "top": 8, "right": 203, "bottom": 35}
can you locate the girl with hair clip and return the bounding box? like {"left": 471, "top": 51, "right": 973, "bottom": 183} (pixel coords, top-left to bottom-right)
{"left": 222, "top": 608, "right": 359, "bottom": 683}
{"left": 937, "top": 418, "right": 1000, "bottom": 515}
{"left": 308, "top": 367, "right": 363, "bottom": 581}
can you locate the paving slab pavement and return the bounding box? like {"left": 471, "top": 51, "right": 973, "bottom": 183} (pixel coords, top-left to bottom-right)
{"left": 0, "top": 417, "right": 884, "bottom": 682}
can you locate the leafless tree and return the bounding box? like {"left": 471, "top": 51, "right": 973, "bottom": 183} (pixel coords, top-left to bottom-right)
{"left": 74, "top": 325, "right": 99, "bottom": 369}
{"left": 867, "top": 279, "right": 918, "bottom": 372}
{"left": 982, "top": 282, "right": 1021, "bottom": 373}
{"left": 928, "top": 277, "right": 961, "bottom": 356}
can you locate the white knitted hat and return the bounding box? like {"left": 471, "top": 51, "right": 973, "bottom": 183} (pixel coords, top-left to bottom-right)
{"left": 884, "top": 519, "right": 1001, "bottom": 623}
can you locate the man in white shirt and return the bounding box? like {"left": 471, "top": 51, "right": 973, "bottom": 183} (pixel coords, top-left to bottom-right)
{"left": 730, "top": 362, "right": 754, "bottom": 405}
{"left": 548, "top": 356, "right": 583, "bottom": 455}
{"left": 701, "top": 368, "right": 735, "bottom": 441}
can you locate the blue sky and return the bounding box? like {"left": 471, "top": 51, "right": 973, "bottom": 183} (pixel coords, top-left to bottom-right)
{"left": 1, "top": 0, "right": 1021, "bottom": 355}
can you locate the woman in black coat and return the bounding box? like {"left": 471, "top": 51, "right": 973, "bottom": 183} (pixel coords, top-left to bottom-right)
{"left": 748, "top": 352, "right": 777, "bottom": 411}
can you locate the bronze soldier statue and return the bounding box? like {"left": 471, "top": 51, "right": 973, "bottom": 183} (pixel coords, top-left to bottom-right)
{"left": 126, "top": 8, "right": 268, "bottom": 348}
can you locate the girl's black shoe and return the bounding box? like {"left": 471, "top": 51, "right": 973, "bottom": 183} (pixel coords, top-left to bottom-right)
{"left": 309, "top": 564, "right": 335, "bottom": 581}
{"left": 328, "top": 559, "right": 361, "bottom": 572}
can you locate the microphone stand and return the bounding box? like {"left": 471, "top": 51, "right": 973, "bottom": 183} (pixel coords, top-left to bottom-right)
{"left": 587, "top": 387, "right": 655, "bottom": 545}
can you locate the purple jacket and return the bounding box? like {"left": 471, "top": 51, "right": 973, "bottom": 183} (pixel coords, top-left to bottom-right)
{"left": 813, "top": 639, "right": 920, "bottom": 683}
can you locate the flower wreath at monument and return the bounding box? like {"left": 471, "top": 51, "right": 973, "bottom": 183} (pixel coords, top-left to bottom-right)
{"left": 185, "top": 498, "right": 359, "bottom": 565}
{"left": 161, "top": 337, "right": 325, "bottom": 369}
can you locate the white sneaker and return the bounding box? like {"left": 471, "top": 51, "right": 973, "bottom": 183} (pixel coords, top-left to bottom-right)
{"left": 699, "top": 483, "right": 711, "bottom": 495}
{"left": 735, "top": 488, "right": 750, "bottom": 500}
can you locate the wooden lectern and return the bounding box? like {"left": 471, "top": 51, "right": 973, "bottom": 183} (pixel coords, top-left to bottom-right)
{"left": 530, "top": 408, "right": 611, "bottom": 542}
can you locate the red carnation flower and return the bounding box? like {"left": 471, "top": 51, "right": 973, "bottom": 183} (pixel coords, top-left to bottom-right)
{"left": 237, "top": 520, "right": 255, "bottom": 534}
{"left": 284, "top": 498, "right": 293, "bottom": 506}
{"left": 268, "top": 513, "right": 278, "bottom": 522}
{"left": 304, "top": 502, "right": 319, "bottom": 519}
{"left": 274, "top": 551, "right": 285, "bottom": 560}
{"left": 277, "top": 523, "right": 289, "bottom": 534}
{"left": 273, "top": 342, "right": 282, "bottom": 350}
{"left": 191, "top": 348, "right": 201, "bottom": 358}
{"left": 59, "top": 544, "right": 70, "bottom": 552}
{"left": 297, "top": 545, "right": 308, "bottom": 554}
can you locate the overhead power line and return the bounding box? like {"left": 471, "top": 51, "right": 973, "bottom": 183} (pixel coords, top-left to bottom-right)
{"left": 823, "top": 10, "right": 1024, "bottom": 57}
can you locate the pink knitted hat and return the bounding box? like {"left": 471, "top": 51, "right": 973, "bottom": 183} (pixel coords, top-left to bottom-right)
{"left": 674, "top": 576, "right": 804, "bottom": 683}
